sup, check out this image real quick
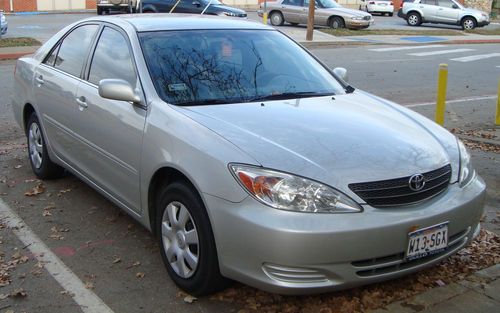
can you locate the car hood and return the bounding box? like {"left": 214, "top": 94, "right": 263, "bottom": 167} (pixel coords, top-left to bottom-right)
{"left": 177, "top": 92, "right": 459, "bottom": 200}
{"left": 462, "top": 7, "right": 486, "bottom": 15}
{"left": 320, "top": 7, "right": 371, "bottom": 18}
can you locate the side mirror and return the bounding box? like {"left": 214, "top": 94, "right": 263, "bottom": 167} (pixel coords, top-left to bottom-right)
{"left": 333, "top": 67, "right": 349, "bottom": 83}
{"left": 452, "top": 4, "right": 458, "bottom": 8}
{"left": 98, "top": 79, "right": 141, "bottom": 104}
{"left": 192, "top": 1, "right": 201, "bottom": 6}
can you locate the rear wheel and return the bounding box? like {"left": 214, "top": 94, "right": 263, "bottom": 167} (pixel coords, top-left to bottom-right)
{"left": 461, "top": 17, "right": 476, "bottom": 30}
{"left": 270, "top": 11, "right": 284, "bottom": 26}
{"left": 406, "top": 12, "right": 421, "bottom": 26}
{"left": 26, "top": 113, "right": 64, "bottom": 179}
{"left": 389, "top": 12, "right": 393, "bottom": 16}
{"left": 156, "top": 182, "right": 230, "bottom": 296}
{"left": 329, "top": 16, "right": 345, "bottom": 29}
{"left": 97, "top": 6, "right": 104, "bottom": 15}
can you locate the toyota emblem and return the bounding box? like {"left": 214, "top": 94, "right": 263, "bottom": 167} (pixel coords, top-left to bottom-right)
{"left": 408, "top": 174, "right": 426, "bottom": 191}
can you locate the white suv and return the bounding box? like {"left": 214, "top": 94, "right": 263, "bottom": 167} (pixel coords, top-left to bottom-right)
{"left": 399, "top": 0, "right": 490, "bottom": 30}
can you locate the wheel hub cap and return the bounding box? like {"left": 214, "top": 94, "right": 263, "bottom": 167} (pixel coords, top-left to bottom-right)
{"left": 161, "top": 201, "right": 199, "bottom": 278}
{"left": 28, "top": 122, "right": 43, "bottom": 169}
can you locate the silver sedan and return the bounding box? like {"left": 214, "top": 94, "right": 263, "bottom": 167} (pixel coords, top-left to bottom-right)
{"left": 12, "top": 14, "right": 485, "bottom": 296}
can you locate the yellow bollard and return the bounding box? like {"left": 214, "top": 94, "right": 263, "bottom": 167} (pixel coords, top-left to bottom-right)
{"left": 435, "top": 64, "right": 448, "bottom": 126}
{"left": 496, "top": 79, "right": 500, "bottom": 125}
{"left": 263, "top": 12, "right": 268, "bottom": 25}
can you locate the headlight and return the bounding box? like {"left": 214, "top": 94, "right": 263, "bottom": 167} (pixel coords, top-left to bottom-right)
{"left": 351, "top": 16, "right": 364, "bottom": 20}
{"left": 457, "top": 140, "right": 474, "bottom": 187}
{"left": 220, "top": 12, "right": 237, "bottom": 17}
{"left": 230, "top": 164, "right": 362, "bottom": 213}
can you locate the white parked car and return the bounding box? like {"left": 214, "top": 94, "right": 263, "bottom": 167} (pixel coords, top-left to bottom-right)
{"left": 359, "top": 0, "right": 394, "bottom": 16}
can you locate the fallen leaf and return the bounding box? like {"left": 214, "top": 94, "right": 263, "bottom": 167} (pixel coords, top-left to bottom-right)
{"left": 24, "top": 183, "right": 45, "bottom": 196}
{"left": 0, "top": 293, "right": 8, "bottom": 300}
{"left": 14, "top": 165, "right": 22, "bottom": 169}
{"left": 184, "top": 295, "right": 197, "bottom": 304}
{"left": 10, "top": 288, "right": 27, "bottom": 298}
{"left": 112, "top": 257, "right": 121, "bottom": 264}
{"left": 136, "top": 272, "right": 145, "bottom": 279}
{"left": 84, "top": 281, "right": 94, "bottom": 289}
{"left": 435, "top": 279, "right": 446, "bottom": 287}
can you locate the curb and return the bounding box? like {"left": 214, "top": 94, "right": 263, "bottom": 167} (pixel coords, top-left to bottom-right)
{"left": 0, "top": 51, "right": 36, "bottom": 60}
{"left": 297, "top": 39, "right": 500, "bottom": 49}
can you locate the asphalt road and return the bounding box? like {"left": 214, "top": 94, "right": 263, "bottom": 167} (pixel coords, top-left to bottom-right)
{"left": 3, "top": 11, "right": 500, "bottom": 43}
{"left": 1, "top": 24, "right": 499, "bottom": 313}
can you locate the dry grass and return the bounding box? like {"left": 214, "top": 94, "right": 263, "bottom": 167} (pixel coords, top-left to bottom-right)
{"left": 0, "top": 37, "right": 41, "bottom": 48}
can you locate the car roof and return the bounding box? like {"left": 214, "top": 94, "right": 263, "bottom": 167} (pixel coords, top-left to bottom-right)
{"left": 84, "top": 14, "right": 274, "bottom": 32}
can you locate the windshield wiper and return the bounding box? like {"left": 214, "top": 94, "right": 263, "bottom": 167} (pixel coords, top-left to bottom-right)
{"left": 174, "top": 99, "right": 231, "bottom": 106}
{"left": 247, "top": 92, "right": 335, "bottom": 102}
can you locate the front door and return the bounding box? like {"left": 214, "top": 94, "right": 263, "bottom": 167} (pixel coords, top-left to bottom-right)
{"left": 73, "top": 26, "right": 146, "bottom": 213}
{"left": 419, "top": 0, "right": 439, "bottom": 21}
{"left": 281, "top": 0, "right": 304, "bottom": 24}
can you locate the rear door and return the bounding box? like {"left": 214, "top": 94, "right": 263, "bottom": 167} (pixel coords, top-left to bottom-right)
{"left": 280, "top": 0, "right": 303, "bottom": 24}
{"left": 418, "top": 0, "right": 438, "bottom": 21}
{"left": 33, "top": 24, "right": 100, "bottom": 167}
{"left": 435, "top": 0, "right": 460, "bottom": 23}
{"left": 72, "top": 25, "right": 146, "bottom": 213}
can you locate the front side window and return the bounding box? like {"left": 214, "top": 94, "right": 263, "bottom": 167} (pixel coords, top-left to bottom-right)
{"left": 317, "top": 0, "right": 342, "bottom": 8}
{"left": 139, "top": 30, "right": 345, "bottom": 106}
{"left": 283, "top": 0, "right": 302, "bottom": 6}
{"left": 438, "top": 0, "right": 455, "bottom": 7}
{"left": 88, "top": 27, "right": 137, "bottom": 87}
{"left": 422, "top": 0, "right": 436, "bottom": 5}
{"left": 54, "top": 25, "right": 99, "bottom": 77}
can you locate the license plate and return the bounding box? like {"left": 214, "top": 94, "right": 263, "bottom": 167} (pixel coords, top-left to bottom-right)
{"left": 406, "top": 222, "right": 448, "bottom": 261}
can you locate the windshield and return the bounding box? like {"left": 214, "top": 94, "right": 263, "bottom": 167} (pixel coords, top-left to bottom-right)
{"left": 139, "top": 30, "right": 345, "bottom": 106}
{"left": 318, "top": 0, "right": 342, "bottom": 8}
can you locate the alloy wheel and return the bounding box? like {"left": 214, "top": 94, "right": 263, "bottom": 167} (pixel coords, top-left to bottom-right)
{"left": 463, "top": 19, "right": 474, "bottom": 30}
{"left": 28, "top": 122, "right": 43, "bottom": 169}
{"left": 161, "top": 201, "right": 199, "bottom": 278}
{"left": 408, "top": 15, "right": 418, "bottom": 25}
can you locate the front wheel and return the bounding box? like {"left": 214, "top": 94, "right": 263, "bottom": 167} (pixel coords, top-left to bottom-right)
{"left": 406, "top": 12, "right": 421, "bottom": 26}
{"left": 270, "top": 11, "right": 284, "bottom": 26}
{"left": 329, "top": 16, "right": 345, "bottom": 29}
{"left": 97, "top": 7, "right": 104, "bottom": 15}
{"left": 461, "top": 17, "right": 476, "bottom": 30}
{"left": 156, "top": 182, "right": 230, "bottom": 296}
{"left": 389, "top": 12, "right": 393, "bottom": 16}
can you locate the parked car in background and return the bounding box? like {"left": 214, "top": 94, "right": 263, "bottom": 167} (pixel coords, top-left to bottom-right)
{"left": 0, "top": 10, "right": 7, "bottom": 35}
{"left": 97, "top": 0, "right": 137, "bottom": 15}
{"left": 13, "top": 14, "right": 485, "bottom": 296}
{"left": 399, "top": 0, "right": 490, "bottom": 30}
{"left": 140, "top": 0, "right": 247, "bottom": 17}
{"left": 359, "top": 0, "right": 394, "bottom": 16}
{"left": 258, "top": 0, "right": 373, "bottom": 29}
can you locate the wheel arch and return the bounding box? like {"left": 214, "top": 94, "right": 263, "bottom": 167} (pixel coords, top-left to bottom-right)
{"left": 328, "top": 15, "right": 345, "bottom": 27}
{"left": 22, "top": 103, "right": 36, "bottom": 134}
{"left": 147, "top": 166, "right": 206, "bottom": 237}
{"left": 141, "top": 4, "right": 158, "bottom": 13}
{"left": 460, "top": 15, "right": 477, "bottom": 25}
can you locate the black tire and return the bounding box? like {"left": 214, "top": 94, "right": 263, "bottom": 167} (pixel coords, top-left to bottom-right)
{"left": 406, "top": 12, "right": 421, "bottom": 26}
{"left": 269, "top": 11, "right": 284, "bottom": 26}
{"left": 97, "top": 7, "right": 104, "bottom": 15}
{"left": 389, "top": 12, "right": 393, "bottom": 16}
{"left": 26, "top": 113, "right": 65, "bottom": 179}
{"left": 156, "top": 181, "right": 230, "bottom": 296}
{"left": 329, "top": 16, "right": 345, "bottom": 29}
{"left": 461, "top": 16, "right": 476, "bottom": 30}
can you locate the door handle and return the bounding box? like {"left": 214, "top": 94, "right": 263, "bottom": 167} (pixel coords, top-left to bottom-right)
{"left": 76, "top": 96, "right": 88, "bottom": 109}
{"left": 35, "top": 75, "right": 44, "bottom": 85}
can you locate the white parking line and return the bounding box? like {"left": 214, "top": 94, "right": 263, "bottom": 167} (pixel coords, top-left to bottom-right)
{"left": 405, "top": 95, "right": 497, "bottom": 107}
{"left": 369, "top": 45, "right": 447, "bottom": 52}
{"left": 0, "top": 198, "right": 115, "bottom": 313}
{"left": 450, "top": 53, "right": 500, "bottom": 62}
{"left": 407, "top": 48, "right": 475, "bottom": 56}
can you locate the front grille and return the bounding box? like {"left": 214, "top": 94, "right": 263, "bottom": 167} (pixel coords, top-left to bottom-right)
{"left": 352, "top": 227, "right": 470, "bottom": 277}
{"left": 363, "top": 16, "right": 371, "bottom": 20}
{"left": 348, "top": 164, "right": 452, "bottom": 207}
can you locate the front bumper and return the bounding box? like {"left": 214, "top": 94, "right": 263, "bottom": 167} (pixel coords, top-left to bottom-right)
{"left": 346, "top": 19, "right": 373, "bottom": 29}
{"left": 477, "top": 20, "right": 490, "bottom": 27}
{"left": 397, "top": 8, "right": 406, "bottom": 19}
{"left": 206, "top": 175, "right": 486, "bottom": 294}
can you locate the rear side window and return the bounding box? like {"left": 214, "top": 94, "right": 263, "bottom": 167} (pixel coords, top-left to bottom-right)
{"left": 88, "top": 27, "right": 137, "bottom": 87}
{"left": 422, "top": 0, "right": 437, "bottom": 4}
{"left": 54, "top": 25, "right": 99, "bottom": 77}
{"left": 437, "top": 0, "right": 454, "bottom": 7}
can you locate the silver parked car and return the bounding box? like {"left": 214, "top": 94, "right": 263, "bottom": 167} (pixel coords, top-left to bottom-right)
{"left": 12, "top": 14, "right": 485, "bottom": 296}
{"left": 399, "top": 0, "right": 490, "bottom": 30}
{"left": 97, "top": 0, "right": 137, "bottom": 15}
{"left": 258, "top": 0, "right": 374, "bottom": 29}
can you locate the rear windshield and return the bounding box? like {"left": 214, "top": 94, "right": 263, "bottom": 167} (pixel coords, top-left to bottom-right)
{"left": 139, "top": 29, "right": 345, "bottom": 106}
